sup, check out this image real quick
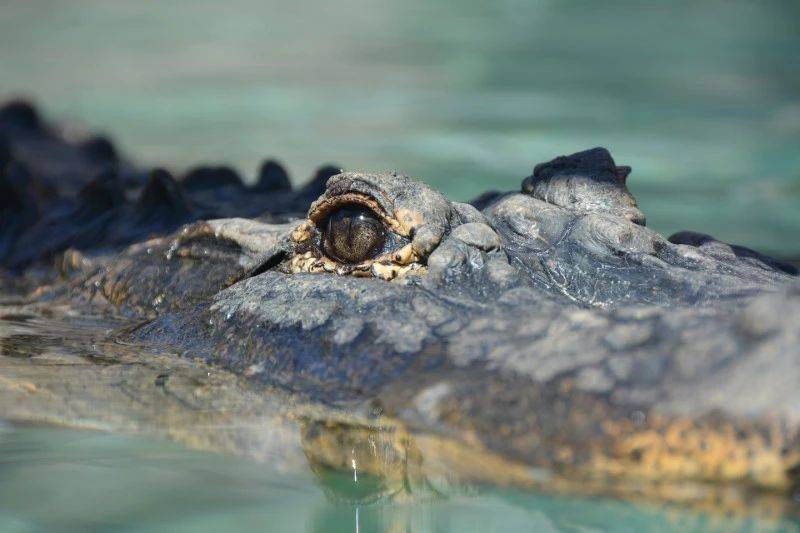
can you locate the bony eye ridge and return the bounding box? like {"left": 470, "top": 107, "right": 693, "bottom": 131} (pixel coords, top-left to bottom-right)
{"left": 322, "top": 206, "right": 386, "bottom": 264}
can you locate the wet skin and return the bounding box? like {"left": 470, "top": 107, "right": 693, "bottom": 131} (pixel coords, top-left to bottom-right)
{"left": 1, "top": 101, "right": 799, "bottom": 511}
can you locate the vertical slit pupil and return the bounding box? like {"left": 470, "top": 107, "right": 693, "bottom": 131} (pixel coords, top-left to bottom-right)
{"left": 323, "top": 206, "right": 386, "bottom": 264}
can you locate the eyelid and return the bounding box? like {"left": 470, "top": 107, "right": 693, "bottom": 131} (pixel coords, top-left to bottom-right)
{"left": 309, "top": 193, "right": 385, "bottom": 225}
{"left": 308, "top": 192, "right": 411, "bottom": 238}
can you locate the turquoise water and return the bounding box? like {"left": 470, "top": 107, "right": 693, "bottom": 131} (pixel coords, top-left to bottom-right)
{"left": 1, "top": 0, "right": 799, "bottom": 255}
{"left": 0, "top": 423, "right": 797, "bottom": 533}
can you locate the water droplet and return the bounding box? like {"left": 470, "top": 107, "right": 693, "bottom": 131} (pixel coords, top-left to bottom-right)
{"left": 351, "top": 448, "right": 358, "bottom": 483}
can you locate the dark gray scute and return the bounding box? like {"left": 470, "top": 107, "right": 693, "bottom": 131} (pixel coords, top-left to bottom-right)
{"left": 522, "top": 147, "right": 645, "bottom": 225}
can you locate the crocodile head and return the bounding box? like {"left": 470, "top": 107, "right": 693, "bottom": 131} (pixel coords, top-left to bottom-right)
{"left": 59, "top": 146, "right": 798, "bottom": 505}
{"left": 1, "top": 103, "right": 793, "bottom": 508}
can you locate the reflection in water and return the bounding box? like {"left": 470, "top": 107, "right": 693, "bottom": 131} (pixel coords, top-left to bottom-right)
{"left": 301, "top": 420, "right": 422, "bottom": 505}
{"left": 301, "top": 420, "right": 454, "bottom": 533}
{"left": 298, "top": 419, "right": 800, "bottom": 532}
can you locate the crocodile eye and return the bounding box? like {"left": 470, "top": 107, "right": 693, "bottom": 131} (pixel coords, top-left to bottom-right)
{"left": 322, "top": 206, "right": 386, "bottom": 264}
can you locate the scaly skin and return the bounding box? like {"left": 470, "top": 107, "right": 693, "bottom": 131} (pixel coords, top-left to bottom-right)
{"left": 1, "top": 101, "right": 799, "bottom": 514}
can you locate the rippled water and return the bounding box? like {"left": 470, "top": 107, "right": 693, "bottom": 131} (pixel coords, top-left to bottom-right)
{"left": 1, "top": 1, "right": 800, "bottom": 531}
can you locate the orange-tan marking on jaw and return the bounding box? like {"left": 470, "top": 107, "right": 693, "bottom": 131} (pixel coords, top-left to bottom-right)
{"left": 587, "top": 415, "right": 799, "bottom": 491}
{"left": 287, "top": 250, "right": 425, "bottom": 281}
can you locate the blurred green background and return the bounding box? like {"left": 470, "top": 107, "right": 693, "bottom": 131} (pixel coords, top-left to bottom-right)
{"left": 1, "top": 0, "right": 798, "bottom": 255}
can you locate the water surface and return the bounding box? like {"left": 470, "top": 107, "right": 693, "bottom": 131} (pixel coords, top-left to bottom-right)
{"left": 1, "top": 423, "right": 797, "bottom": 533}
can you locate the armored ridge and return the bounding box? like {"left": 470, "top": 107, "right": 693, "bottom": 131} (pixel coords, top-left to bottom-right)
{"left": 1, "top": 101, "right": 798, "bottom": 511}
{"left": 0, "top": 100, "right": 337, "bottom": 279}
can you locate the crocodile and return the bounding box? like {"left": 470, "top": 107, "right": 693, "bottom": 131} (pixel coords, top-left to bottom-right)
{"left": 1, "top": 100, "right": 799, "bottom": 514}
